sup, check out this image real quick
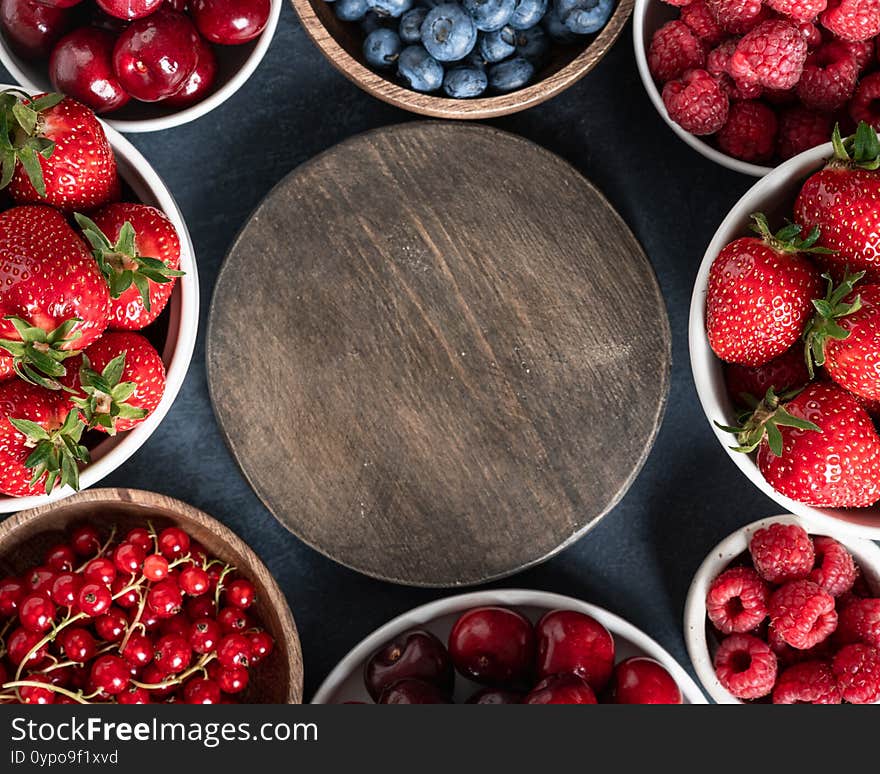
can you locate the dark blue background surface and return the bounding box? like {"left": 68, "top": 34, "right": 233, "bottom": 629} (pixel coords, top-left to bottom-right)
{"left": 2, "top": 9, "right": 789, "bottom": 699}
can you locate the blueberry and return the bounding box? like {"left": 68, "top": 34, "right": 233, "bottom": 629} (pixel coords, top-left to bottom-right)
{"left": 421, "top": 4, "right": 477, "bottom": 62}
{"left": 514, "top": 24, "right": 547, "bottom": 62}
{"left": 509, "top": 0, "right": 547, "bottom": 29}
{"left": 478, "top": 26, "right": 515, "bottom": 62}
{"left": 462, "top": 0, "right": 515, "bottom": 31}
{"left": 399, "top": 7, "right": 428, "bottom": 42}
{"left": 463, "top": 49, "right": 487, "bottom": 68}
{"left": 335, "top": 0, "right": 369, "bottom": 21}
{"left": 442, "top": 66, "right": 488, "bottom": 97}
{"left": 361, "top": 11, "right": 384, "bottom": 33}
{"left": 367, "top": 0, "right": 413, "bottom": 17}
{"left": 488, "top": 56, "right": 534, "bottom": 90}
{"left": 541, "top": 7, "right": 576, "bottom": 41}
{"left": 364, "top": 28, "right": 403, "bottom": 68}
{"left": 398, "top": 44, "right": 445, "bottom": 91}
{"left": 555, "top": 0, "right": 613, "bottom": 34}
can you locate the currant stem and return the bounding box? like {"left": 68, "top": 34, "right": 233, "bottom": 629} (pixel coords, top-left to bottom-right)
{"left": 131, "top": 653, "right": 215, "bottom": 691}
{"left": 1, "top": 679, "right": 99, "bottom": 704}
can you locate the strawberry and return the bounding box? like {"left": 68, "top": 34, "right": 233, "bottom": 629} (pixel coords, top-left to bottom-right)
{"left": 61, "top": 332, "right": 165, "bottom": 434}
{"left": 0, "top": 206, "right": 110, "bottom": 390}
{"left": 794, "top": 122, "right": 880, "bottom": 281}
{"left": 720, "top": 383, "right": 880, "bottom": 507}
{"left": 724, "top": 345, "right": 811, "bottom": 407}
{"left": 0, "top": 90, "right": 118, "bottom": 211}
{"left": 706, "top": 213, "right": 825, "bottom": 366}
{"left": 75, "top": 204, "right": 184, "bottom": 330}
{"left": 0, "top": 379, "right": 88, "bottom": 496}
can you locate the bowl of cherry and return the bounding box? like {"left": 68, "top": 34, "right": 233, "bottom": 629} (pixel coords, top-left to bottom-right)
{"left": 312, "top": 589, "right": 706, "bottom": 703}
{"left": 0, "top": 487, "right": 304, "bottom": 703}
{"left": 684, "top": 514, "right": 880, "bottom": 704}
{"left": 0, "top": 0, "right": 281, "bottom": 132}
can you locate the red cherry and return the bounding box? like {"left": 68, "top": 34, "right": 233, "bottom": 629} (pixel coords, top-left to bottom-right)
{"left": 217, "top": 606, "right": 251, "bottom": 633}
{"left": 146, "top": 579, "right": 183, "bottom": 618}
{"left": 77, "top": 582, "right": 112, "bottom": 618}
{"left": 112, "top": 10, "right": 200, "bottom": 102}
{"left": 125, "top": 528, "right": 153, "bottom": 552}
{"left": 95, "top": 607, "right": 128, "bottom": 642}
{"left": 364, "top": 629, "right": 453, "bottom": 701}
{"left": 535, "top": 610, "right": 615, "bottom": 692}
{"left": 58, "top": 627, "right": 97, "bottom": 662}
{"left": 122, "top": 632, "right": 154, "bottom": 668}
{"left": 523, "top": 674, "right": 598, "bottom": 704}
{"left": 89, "top": 654, "right": 129, "bottom": 695}
{"left": 247, "top": 630, "right": 274, "bottom": 664}
{"left": 183, "top": 677, "right": 221, "bottom": 704}
{"left": 96, "top": 0, "right": 162, "bottom": 20}
{"left": 154, "top": 634, "right": 192, "bottom": 674}
{"left": 223, "top": 578, "right": 256, "bottom": 610}
{"left": 6, "top": 626, "right": 48, "bottom": 666}
{"left": 611, "top": 657, "right": 683, "bottom": 705}
{"left": 165, "top": 36, "right": 217, "bottom": 109}
{"left": 189, "top": 0, "right": 269, "bottom": 44}
{"left": 189, "top": 618, "right": 221, "bottom": 654}
{"left": 0, "top": 0, "right": 71, "bottom": 60}
{"left": 0, "top": 576, "right": 25, "bottom": 617}
{"left": 118, "top": 685, "right": 151, "bottom": 703}
{"left": 83, "top": 557, "right": 116, "bottom": 587}
{"left": 112, "top": 542, "right": 145, "bottom": 575}
{"left": 50, "top": 572, "right": 83, "bottom": 608}
{"left": 466, "top": 688, "right": 523, "bottom": 703}
{"left": 179, "top": 566, "right": 210, "bottom": 596}
{"left": 19, "top": 593, "right": 56, "bottom": 633}
{"left": 379, "top": 679, "right": 451, "bottom": 704}
{"left": 25, "top": 566, "right": 56, "bottom": 594}
{"left": 143, "top": 554, "right": 169, "bottom": 581}
{"left": 19, "top": 674, "right": 55, "bottom": 704}
{"left": 217, "top": 633, "right": 251, "bottom": 669}
{"left": 43, "top": 543, "right": 75, "bottom": 572}
{"left": 448, "top": 606, "right": 535, "bottom": 687}
{"left": 70, "top": 525, "right": 101, "bottom": 557}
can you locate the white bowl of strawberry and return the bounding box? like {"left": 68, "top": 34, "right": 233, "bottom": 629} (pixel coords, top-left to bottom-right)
{"left": 0, "top": 0, "right": 280, "bottom": 132}
{"left": 690, "top": 121, "right": 880, "bottom": 536}
{"left": 684, "top": 516, "right": 880, "bottom": 703}
{"left": 634, "top": 0, "right": 880, "bottom": 175}
{"left": 312, "top": 589, "right": 707, "bottom": 704}
{"left": 0, "top": 87, "right": 197, "bottom": 510}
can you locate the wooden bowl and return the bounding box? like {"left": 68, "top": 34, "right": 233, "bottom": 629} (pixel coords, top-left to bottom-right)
{"left": 0, "top": 488, "right": 303, "bottom": 704}
{"left": 290, "top": 0, "right": 634, "bottom": 118}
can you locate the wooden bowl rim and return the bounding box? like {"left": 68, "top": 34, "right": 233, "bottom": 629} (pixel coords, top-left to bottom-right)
{"left": 289, "top": 0, "right": 635, "bottom": 119}
{"left": 0, "top": 487, "right": 304, "bottom": 704}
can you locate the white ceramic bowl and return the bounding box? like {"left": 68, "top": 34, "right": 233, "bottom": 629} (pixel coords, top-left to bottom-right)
{"left": 687, "top": 141, "right": 880, "bottom": 538}
{"left": 0, "top": 85, "right": 199, "bottom": 512}
{"left": 632, "top": 0, "right": 773, "bottom": 177}
{"left": 684, "top": 514, "right": 880, "bottom": 704}
{"left": 312, "top": 589, "right": 707, "bottom": 704}
{"left": 0, "top": 0, "right": 281, "bottom": 133}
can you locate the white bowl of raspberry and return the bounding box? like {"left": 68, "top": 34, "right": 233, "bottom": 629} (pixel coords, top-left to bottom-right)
{"left": 684, "top": 515, "right": 880, "bottom": 704}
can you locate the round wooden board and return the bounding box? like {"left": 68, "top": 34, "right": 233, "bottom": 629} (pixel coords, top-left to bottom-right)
{"left": 207, "top": 122, "right": 671, "bottom": 587}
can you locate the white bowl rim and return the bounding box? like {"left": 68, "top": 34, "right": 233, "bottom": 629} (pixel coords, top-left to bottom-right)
{"left": 632, "top": 0, "right": 773, "bottom": 178}
{"left": 0, "top": 88, "right": 199, "bottom": 512}
{"left": 686, "top": 141, "right": 880, "bottom": 538}
{"left": 0, "top": 0, "right": 281, "bottom": 133}
{"left": 312, "top": 588, "right": 707, "bottom": 704}
{"left": 684, "top": 513, "right": 880, "bottom": 704}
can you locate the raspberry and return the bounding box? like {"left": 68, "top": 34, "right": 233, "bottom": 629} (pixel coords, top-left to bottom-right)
{"left": 749, "top": 522, "right": 815, "bottom": 584}
{"left": 717, "top": 100, "right": 778, "bottom": 161}
{"left": 729, "top": 20, "right": 809, "bottom": 90}
{"left": 837, "top": 598, "right": 880, "bottom": 647}
{"left": 797, "top": 21, "right": 823, "bottom": 48}
{"left": 768, "top": 622, "right": 834, "bottom": 666}
{"left": 707, "top": 39, "right": 765, "bottom": 98}
{"left": 809, "top": 536, "right": 856, "bottom": 597}
{"left": 849, "top": 72, "right": 880, "bottom": 130}
{"left": 832, "top": 644, "right": 880, "bottom": 703}
{"left": 796, "top": 42, "right": 858, "bottom": 110}
{"left": 681, "top": 0, "right": 726, "bottom": 45}
{"left": 821, "top": 0, "right": 880, "bottom": 42}
{"left": 706, "top": 0, "right": 769, "bottom": 34}
{"left": 770, "top": 579, "right": 838, "bottom": 649}
{"left": 772, "top": 660, "right": 842, "bottom": 703}
{"left": 765, "top": 0, "right": 828, "bottom": 21}
{"left": 777, "top": 105, "right": 834, "bottom": 159}
{"left": 706, "top": 566, "right": 770, "bottom": 633}
{"left": 839, "top": 37, "right": 876, "bottom": 71}
{"left": 661, "top": 0, "right": 695, "bottom": 6}
{"left": 763, "top": 86, "right": 798, "bottom": 104}
{"left": 662, "top": 69, "right": 730, "bottom": 135}
{"left": 713, "top": 633, "right": 778, "bottom": 699}
{"left": 648, "top": 21, "right": 707, "bottom": 83}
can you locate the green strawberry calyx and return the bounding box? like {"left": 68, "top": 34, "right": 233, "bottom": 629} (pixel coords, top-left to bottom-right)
{"left": 74, "top": 213, "right": 185, "bottom": 313}
{"left": 803, "top": 269, "right": 864, "bottom": 378}
{"left": 9, "top": 410, "right": 89, "bottom": 494}
{"left": 715, "top": 387, "right": 821, "bottom": 457}
{"left": 830, "top": 122, "right": 880, "bottom": 171}
{"left": 0, "top": 317, "right": 82, "bottom": 391}
{"left": 71, "top": 352, "right": 147, "bottom": 435}
{"left": 750, "top": 213, "right": 835, "bottom": 256}
{"left": 0, "top": 90, "right": 63, "bottom": 199}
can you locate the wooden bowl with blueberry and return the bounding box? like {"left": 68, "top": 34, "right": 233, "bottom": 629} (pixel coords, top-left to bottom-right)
{"left": 291, "top": 0, "right": 634, "bottom": 117}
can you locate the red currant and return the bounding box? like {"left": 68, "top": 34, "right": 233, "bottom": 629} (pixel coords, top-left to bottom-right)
{"left": 207, "top": 564, "right": 223, "bottom": 592}
{"left": 217, "top": 606, "right": 251, "bottom": 633}
{"left": 70, "top": 525, "right": 101, "bottom": 557}
{"left": 224, "top": 579, "right": 256, "bottom": 610}
{"left": 188, "top": 542, "right": 208, "bottom": 565}
{"left": 20, "top": 674, "right": 55, "bottom": 704}
{"left": 183, "top": 677, "right": 221, "bottom": 704}
{"left": 43, "top": 543, "right": 75, "bottom": 572}
{"left": 51, "top": 573, "right": 83, "bottom": 608}
{"left": 154, "top": 634, "right": 192, "bottom": 674}
{"left": 189, "top": 618, "right": 221, "bottom": 655}
{"left": 59, "top": 627, "right": 97, "bottom": 662}
{"left": 111, "top": 576, "right": 139, "bottom": 608}
{"left": 140, "top": 664, "right": 175, "bottom": 698}
{"left": 112, "top": 542, "right": 145, "bottom": 575}
{"left": 143, "top": 554, "right": 169, "bottom": 582}
{"left": 186, "top": 597, "right": 215, "bottom": 620}
{"left": 6, "top": 626, "right": 48, "bottom": 667}
{"left": 146, "top": 579, "right": 182, "bottom": 619}
{"left": 217, "top": 633, "right": 251, "bottom": 669}
{"left": 157, "top": 527, "right": 190, "bottom": 560}
{"left": 179, "top": 566, "right": 209, "bottom": 596}
{"left": 122, "top": 632, "right": 154, "bottom": 669}
{"left": 95, "top": 608, "right": 128, "bottom": 642}
{"left": 125, "top": 528, "right": 153, "bottom": 552}
{"left": 25, "top": 566, "right": 56, "bottom": 594}
{"left": 77, "top": 582, "right": 112, "bottom": 618}
{"left": 248, "top": 630, "right": 274, "bottom": 665}
{"left": 83, "top": 557, "right": 116, "bottom": 586}
{"left": 19, "top": 593, "right": 56, "bottom": 633}
{"left": 215, "top": 665, "right": 249, "bottom": 694}
{"left": 136, "top": 608, "right": 161, "bottom": 632}
{"left": 160, "top": 613, "right": 190, "bottom": 639}
{"left": 117, "top": 685, "right": 151, "bottom": 704}
{"left": 0, "top": 576, "right": 25, "bottom": 617}
{"left": 89, "top": 654, "right": 129, "bottom": 695}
